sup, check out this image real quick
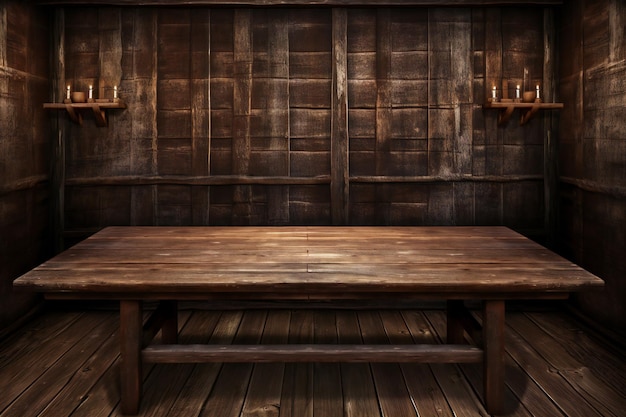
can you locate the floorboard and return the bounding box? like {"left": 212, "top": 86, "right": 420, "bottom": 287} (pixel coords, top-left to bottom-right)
{"left": 422, "top": 311, "right": 492, "bottom": 417}
{"left": 0, "top": 306, "right": 624, "bottom": 417}
{"left": 240, "top": 310, "right": 288, "bottom": 417}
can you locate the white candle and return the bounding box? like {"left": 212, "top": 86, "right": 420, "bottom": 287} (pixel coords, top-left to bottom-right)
{"left": 66, "top": 85, "right": 71, "bottom": 100}
{"left": 536, "top": 84, "right": 540, "bottom": 99}
{"left": 515, "top": 85, "right": 520, "bottom": 99}
{"left": 88, "top": 85, "right": 93, "bottom": 99}
{"left": 492, "top": 86, "right": 497, "bottom": 99}
{"left": 114, "top": 85, "right": 118, "bottom": 99}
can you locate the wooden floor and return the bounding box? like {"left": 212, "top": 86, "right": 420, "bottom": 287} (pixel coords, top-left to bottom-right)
{"left": 1, "top": 303, "right": 625, "bottom": 417}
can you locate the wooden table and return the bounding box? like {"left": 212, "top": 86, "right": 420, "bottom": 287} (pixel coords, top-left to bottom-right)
{"left": 13, "top": 226, "right": 604, "bottom": 415}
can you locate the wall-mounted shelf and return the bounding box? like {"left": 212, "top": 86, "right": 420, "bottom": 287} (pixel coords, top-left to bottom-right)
{"left": 484, "top": 101, "right": 563, "bottom": 126}
{"left": 43, "top": 100, "right": 126, "bottom": 127}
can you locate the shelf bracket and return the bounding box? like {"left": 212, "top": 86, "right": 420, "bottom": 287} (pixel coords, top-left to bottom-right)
{"left": 64, "top": 101, "right": 83, "bottom": 125}
{"left": 520, "top": 103, "right": 541, "bottom": 125}
{"left": 498, "top": 106, "right": 515, "bottom": 125}
{"left": 91, "top": 104, "right": 108, "bottom": 127}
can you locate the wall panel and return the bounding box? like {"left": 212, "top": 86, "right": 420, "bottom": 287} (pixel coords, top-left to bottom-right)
{"left": 56, "top": 5, "right": 549, "bottom": 235}
{"left": 558, "top": 0, "right": 626, "bottom": 332}
{"left": 0, "top": 2, "right": 50, "bottom": 332}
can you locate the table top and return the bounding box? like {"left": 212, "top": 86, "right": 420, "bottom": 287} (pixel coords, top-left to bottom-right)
{"left": 13, "top": 226, "right": 604, "bottom": 300}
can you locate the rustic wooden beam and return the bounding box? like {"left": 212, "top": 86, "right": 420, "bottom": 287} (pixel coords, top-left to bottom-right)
{"left": 483, "top": 300, "right": 505, "bottom": 415}
{"left": 35, "top": 1, "right": 565, "bottom": 6}
{"left": 64, "top": 175, "right": 331, "bottom": 186}
{"left": 0, "top": 5, "right": 6, "bottom": 69}
{"left": 120, "top": 300, "right": 143, "bottom": 415}
{"left": 351, "top": 174, "right": 543, "bottom": 183}
{"left": 0, "top": 175, "right": 50, "bottom": 196}
{"left": 191, "top": 9, "right": 211, "bottom": 224}
{"left": 232, "top": 9, "right": 253, "bottom": 224}
{"left": 50, "top": 8, "right": 66, "bottom": 254}
{"left": 543, "top": 7, "right": 557, "bottom": 247}
{"left": 143, "top": 343, "right": 484, "bottom": 363}
{"left": 130, "top": 10, "right": 158, "bottom": 226}
{"left": 61, "top": 173, "right": 544, "bottom": 187}
{"left": 331, "top": 8, "right": 349, "bottom": 225}
{"left": 375, "top": 9, "right": 392, "bottom": 224}
{"left": 266, "top": 10, "right": 290, "bottom": 225}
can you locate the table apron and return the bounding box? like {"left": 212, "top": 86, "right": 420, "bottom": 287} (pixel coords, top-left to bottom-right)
{"left": 43, "top": 292, "right": 572, "bottom": 301}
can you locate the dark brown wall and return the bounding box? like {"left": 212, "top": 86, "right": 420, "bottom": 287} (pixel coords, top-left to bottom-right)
{"left": 56, "top": 6, "right": 550, "bottom": 239}
{"left": 0, "top": 1, "right": 51, "bottom": 332}
{"left": 7, "top": 1, "right": 623, "bottom": 334}
{"left": 558, "top": 0, "right": 626, "bottom": 332}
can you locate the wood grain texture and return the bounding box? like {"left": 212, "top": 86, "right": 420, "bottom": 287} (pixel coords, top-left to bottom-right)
{"left": 143, "top": 343, "right": 483, "bottom": 363}
{"left": 52, "top": 6, "right": 551, "bottom": 234}
{"left": 0, "top": 1, "right": 51, "bottom": 332}
{"left": 556, "top": 0, "right": 626, "bottom": 333}
{"left": 14, "top": 226, "right": 604, "bottom": 298}
{"left": 331, "top": 9, "right": 349, "bottom": 225}
{"left": 35, "top": 0, "right": 565, "bottom": 5}
{"left": 232, "top": 10, "right": 253, "bottom": 224}
{"left": 482, "top": 299, "right": 505, "bottom": 414}
{"left": 2, "top": 308, "right": 622, "bottom": 417}
{"left": 120, "top": 300, "right": 143, "bottom": 414}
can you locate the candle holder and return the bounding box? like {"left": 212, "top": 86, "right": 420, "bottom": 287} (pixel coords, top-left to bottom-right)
{"left": 488, "top": 86, "right": 499, "bottom": 103}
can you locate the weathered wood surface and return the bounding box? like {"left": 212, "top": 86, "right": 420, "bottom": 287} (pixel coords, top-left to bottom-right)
{"left": 557, "top": 0, "right": 626, "bottom": 332}
{"left": 119, "top": 300, "right": 143, "bottom": 414}
{"left": 35, "top": 0, "right": 565, "bottom": 5}
{"left": 142, "top": 343, "right": 483, "bottom": 363}
{"left": 331, "top": 8, "right": 349, "bottom": 225}
{"left": 1, "top": 308, "right": 624, "bottom": 417}
{"left": 25, "top": 0, "right": 624, "bottom": 334}
{"left": 53, "top": 6, "right": 551, "bottom": 234}
{"left": 13, "top": 222, "right": 601, "bottom": 415}
{"left": 14, "top": 226, "right": 603, "bottom": 297}
{"left": 0, "top": 2, "right": 52, "bottom": 332}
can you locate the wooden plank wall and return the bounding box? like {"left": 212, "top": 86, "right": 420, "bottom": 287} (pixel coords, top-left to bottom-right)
{"left": 558, "top": 0, "right": 626, "bottom": 332}
{"left": 0, "top": 2, "right": 50, "bottom": 333}
{"left": 56, "top": 5, "right": 549, "bottom": 240}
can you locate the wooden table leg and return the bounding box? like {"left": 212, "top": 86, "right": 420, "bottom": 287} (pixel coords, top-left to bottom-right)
{"left": 483, "top": 300, "right": 505, "bottom": 415}
{"left": 161, "top": 300, "right": 178, "bottom": 344}
{"left": 447, "top": 300, "right": 465, "bottom": 344}
{"left": 120, "top": 300, "right": 143, "bottom": 414}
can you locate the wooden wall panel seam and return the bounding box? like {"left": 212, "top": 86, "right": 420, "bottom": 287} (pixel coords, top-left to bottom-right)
{"left": 0, "top": 5, "right": 6, "bottom": 69}
{"left": 331, "top": 8, "right": 349, "bottom": 225}
{"left": 373, "top": 9, "right": 393, "bottom": 224}
{"left": 543, "top": 7, "right": 557, "bottom": 246}
{"left": 51, "top": 8, "right": 66, "bottom": 253}
{"left": 232, "top": 9, "right": 253, "bottom": 223}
